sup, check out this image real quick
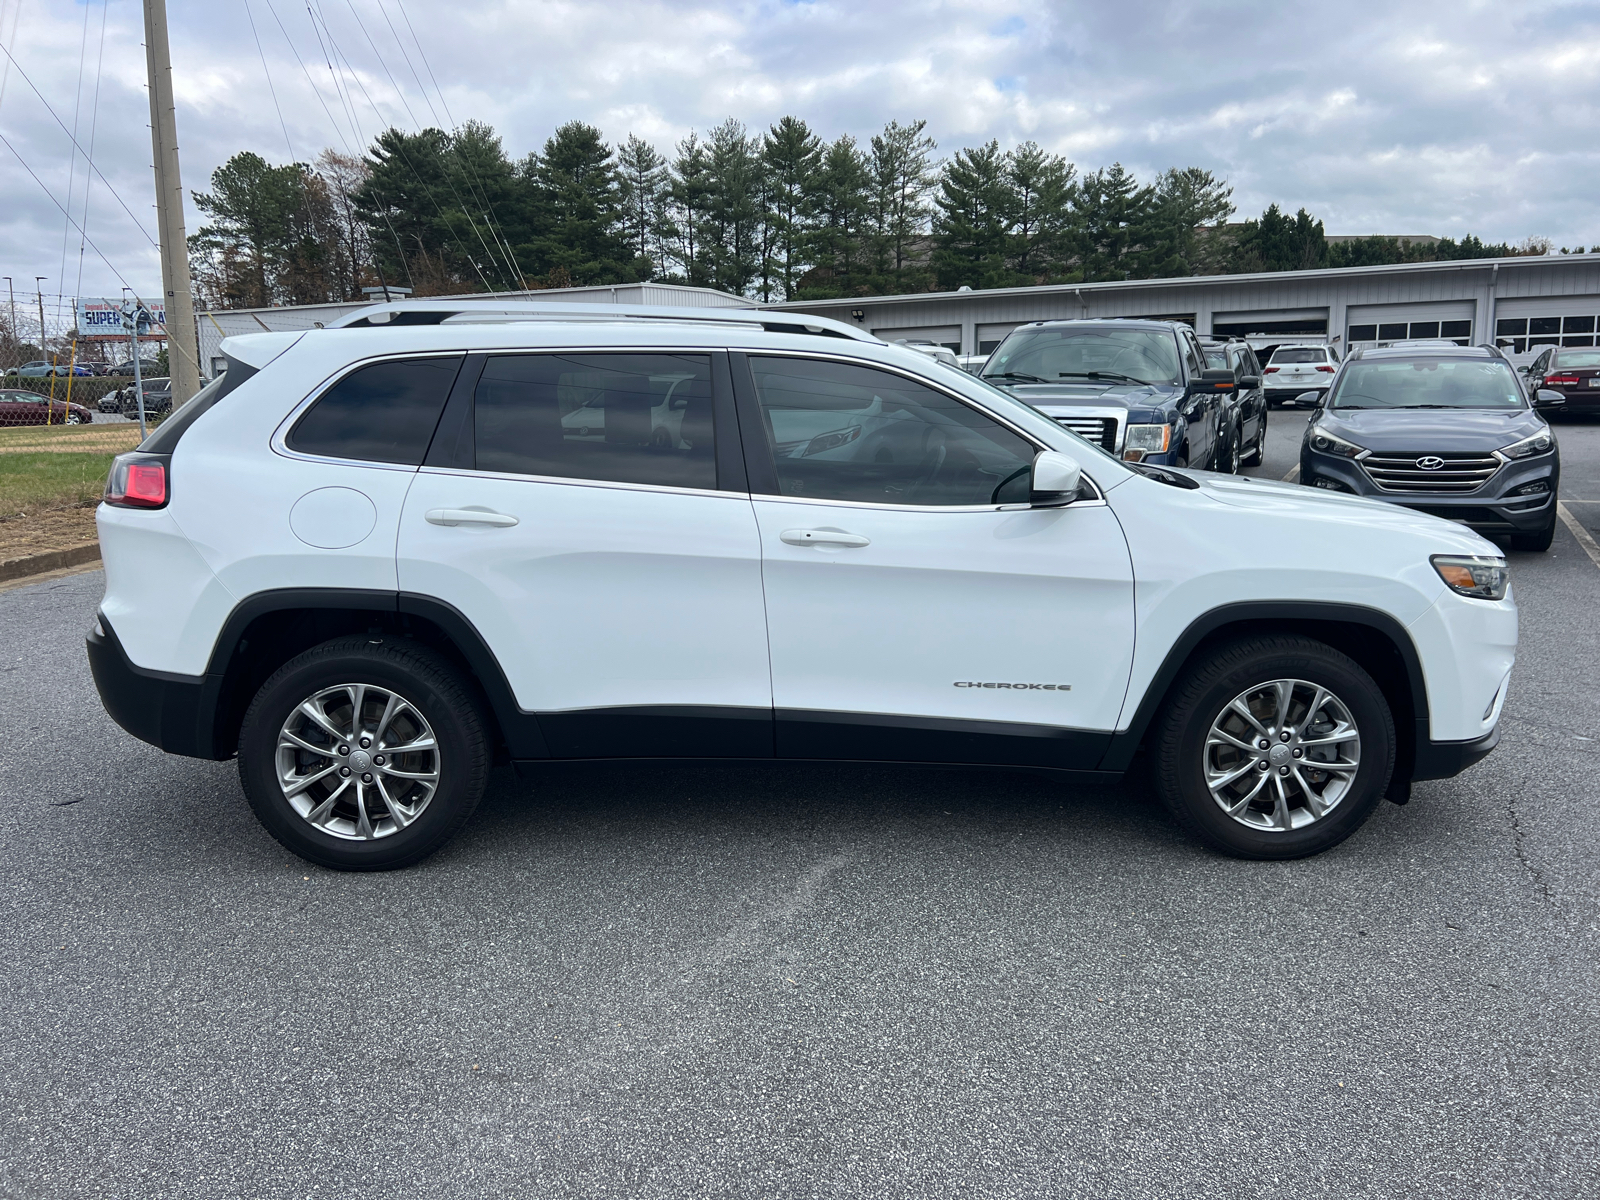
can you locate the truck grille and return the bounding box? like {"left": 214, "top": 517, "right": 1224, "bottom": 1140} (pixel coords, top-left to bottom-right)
{"left": 1054, "top": 415, "right": 1117, "bottom": 452}
{"left": 1360, "top": 451, "right": 1501, "bottom": 493}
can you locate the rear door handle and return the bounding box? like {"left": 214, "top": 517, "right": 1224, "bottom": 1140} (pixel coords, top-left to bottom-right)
{"left": 425, "top": 507, "right": 519, "bottom": 528}
{"left": 780, "top": 528, "right": 870, "bottom": 548}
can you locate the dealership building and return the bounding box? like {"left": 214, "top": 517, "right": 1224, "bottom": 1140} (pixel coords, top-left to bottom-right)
{"left": 196, "top": 253, "right": 1600, "bottom": 374}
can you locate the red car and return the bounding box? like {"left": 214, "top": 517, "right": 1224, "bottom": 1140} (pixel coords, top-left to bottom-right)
{"left": 1524, "top": 345, "right": 1600, "bottom": 414}
{"left": 0, "top": 389, "right": 95, "bottom": 426}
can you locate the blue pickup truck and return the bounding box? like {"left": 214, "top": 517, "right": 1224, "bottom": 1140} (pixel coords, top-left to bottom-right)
{"left": 979, "top": 318, "right": 1239, "bottom": 470}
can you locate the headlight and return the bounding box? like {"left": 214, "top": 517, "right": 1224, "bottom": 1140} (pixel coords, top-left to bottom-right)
{"left": 1497, "top": 429, "right": 1553, "bottom": 460}
{"left": 1124, "top": 423, "right": 1172, "bottom": 457}
{"left": 1431, "top": 555, "right": 1509, "bottom": 601}
{"left": 1307, "top": 427, "right": 1366, "bottom": 459}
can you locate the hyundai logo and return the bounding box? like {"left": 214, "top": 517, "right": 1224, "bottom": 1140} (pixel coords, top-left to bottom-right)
{"left": 1416, "top": 455, "right": 1446, "bottom": 471}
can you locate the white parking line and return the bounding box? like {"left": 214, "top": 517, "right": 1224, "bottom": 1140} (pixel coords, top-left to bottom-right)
{"left": 1281, "top": 464, "right": 1300, "bottom": 483}
{"left": 1557, "top": 502, "right": 1600, "bottom": 571}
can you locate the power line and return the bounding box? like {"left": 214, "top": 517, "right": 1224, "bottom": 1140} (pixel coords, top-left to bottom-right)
{"left": 55, "top": 0, "right": 92, "bottom": 327}
{"left": 73, "top": 0, "right": 110, "bottom": 305}
{"left": 0, "top": 40, "right": 160, "bottom": 249}
{"left": 245, "top": 0, "right": 297, "bottom": 163}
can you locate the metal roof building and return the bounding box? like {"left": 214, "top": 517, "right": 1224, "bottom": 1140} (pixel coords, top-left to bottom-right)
{"left": 770, "top": 253, "right": 1600, "bottom": 361}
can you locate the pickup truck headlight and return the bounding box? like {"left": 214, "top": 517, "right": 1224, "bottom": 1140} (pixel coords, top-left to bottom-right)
{"left": 1307, "top": 427, "right": 1366, "bottom": 459}
{"left": 1431, "top": 554, "right": 1509, "bottom": 601}
{"left": 1123, "top": 423, "right": 1172, "bottom": 461}
{"left": 1497, "top": 429, "right": 1553, "bottom": 460}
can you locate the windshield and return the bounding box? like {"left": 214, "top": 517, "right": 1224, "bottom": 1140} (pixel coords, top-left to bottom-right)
{"left": 983, "top": 327, "right": 1181, "bottom": 386}
{"left": 1203, "top": 348, "right": 1228, "bottom": 369}
{"left": 1330, "top": 358, "right": 1525, "bottom": 410}
{"left": 1270, "top": 348, "right": 1326, "bottom": 364}
{"left": 1558, "top": 350, "right": 1600, "bottom": 368}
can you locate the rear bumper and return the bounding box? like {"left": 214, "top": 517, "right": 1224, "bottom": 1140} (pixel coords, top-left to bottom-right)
{"left": 1265, "top": 386, "right": 1326, "bottom": 403}
{"left": 86, "top": 614, "right": 225, "bottom": 760}
{"left": 1412, "top": 723, "right": 1500, "bottom": 781}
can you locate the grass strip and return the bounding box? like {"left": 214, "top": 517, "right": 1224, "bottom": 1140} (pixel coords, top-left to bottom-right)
{"left": 0, "top": 451, "right": 117, "bottom": 514}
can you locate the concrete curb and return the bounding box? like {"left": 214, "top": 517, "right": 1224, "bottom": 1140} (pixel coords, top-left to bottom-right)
{"left": 0, "top": 542, "right": 101, "bottom": 583}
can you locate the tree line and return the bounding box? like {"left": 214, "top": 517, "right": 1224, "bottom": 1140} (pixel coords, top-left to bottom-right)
{"left": 187, "top": 115, "right": 1535, "bottom": 310}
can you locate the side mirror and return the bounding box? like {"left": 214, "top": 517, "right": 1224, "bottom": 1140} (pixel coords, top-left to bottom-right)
{"left": 1296, "top": 390, "right": 1324, "bottom": 407}
{"left": 1030, "top": 450, "right": 1081, "bottom": 507}
{"left": 1534, "top": 389, "right": 1567, "bottom": 408}
{"left": 1189, "top": 369, "right": 1236, "bottom": 393}
{"left": 1238, "top": 374, "right": 1261, "bottom": 389}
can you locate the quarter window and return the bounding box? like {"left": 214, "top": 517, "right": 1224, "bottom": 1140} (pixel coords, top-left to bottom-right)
{"left": 473, "top": 353, "right": 715, "bottom": 490}
{"left": 288, "top": 356, "right": 461, "bottom": 465}
{"left": 748, "top": 357, "right": 1037, "bottom": 506}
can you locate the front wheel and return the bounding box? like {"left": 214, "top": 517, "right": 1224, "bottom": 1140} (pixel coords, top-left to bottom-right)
{"left": 1242, "top": 410, "right": 1265, "bottom": 466}
{"left": 238, "top": 636, "right": 491, "bottom": 870}
{"left": 1153, "top": 635, "right": 1395, "bottom": 859}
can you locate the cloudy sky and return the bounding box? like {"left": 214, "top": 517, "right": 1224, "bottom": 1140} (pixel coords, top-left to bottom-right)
{"left": 2, "top": 0, "right": 1597, "bottom": 324}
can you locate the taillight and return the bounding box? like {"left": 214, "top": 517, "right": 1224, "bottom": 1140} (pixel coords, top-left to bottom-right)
{"left": 1545, "top": 375, "right": 1579, "bottom": 387}
{"left": 1315, "top": 365, "right": 1336, "bottom": 373}
{"left": 1264, "top": 366, "right": 1280, "bottom": 373}
{"left": 104, "top": 453, "right": 169, "bottom": 508}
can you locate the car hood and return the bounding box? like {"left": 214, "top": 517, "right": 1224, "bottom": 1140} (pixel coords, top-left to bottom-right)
{"left": 1318, "top": 407, "right": 1544, "bottom": 452}
{"left": 1183, "top": 470, "right": 1501, "bottom": 555}
{"left": 991, "top": 379, "right": 1176, "bottom": 412}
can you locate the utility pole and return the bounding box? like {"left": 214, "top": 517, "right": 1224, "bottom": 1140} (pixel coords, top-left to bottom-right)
{"left": 35, "top": 277, "right": 46, "bottom": 362}
{"left": 143, "top": 0, "right": 200, "bottom": 406}
{"left": 3, "top": 277, "right": 13, "bottom": 365}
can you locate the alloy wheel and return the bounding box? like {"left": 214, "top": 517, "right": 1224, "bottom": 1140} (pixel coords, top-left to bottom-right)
{"left": 274, "top": 682, "right": 441, "bottom": 840}
{"left": 1203, "top": 678, "right": 1360, "bottom": 832}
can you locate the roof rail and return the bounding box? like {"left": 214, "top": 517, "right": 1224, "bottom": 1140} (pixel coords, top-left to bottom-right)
{"left": 324, "top": 299, "right": 877, "bottom": 343}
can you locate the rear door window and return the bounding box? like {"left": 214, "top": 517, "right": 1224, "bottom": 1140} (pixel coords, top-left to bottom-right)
{"left": 288, "top": 355, "right": 461, "bottom": 465}
{"left": 472, "top": 353, "right": 716, "bottom": 490}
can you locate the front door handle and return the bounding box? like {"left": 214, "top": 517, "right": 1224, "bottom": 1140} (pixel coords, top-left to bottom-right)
{"left": 425, "top": 507, "right": 519, "bottom": 528}
{"left": 780, "top": 528, "right": 871, "bottom": 548}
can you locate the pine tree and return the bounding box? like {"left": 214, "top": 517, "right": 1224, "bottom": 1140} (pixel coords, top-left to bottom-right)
{"left": 666, "top": 132, "right": 712, "bottom": 285}
{"left": 1007, "top": 141, "right": 1075, "bottom": 281}
{"left": 761, "top": 116, "right": 824, "bottom": 301}
{"left": 703, "top": 119, "right": 764, "bottom": 296}
{"left": 617, "top": 135, "right": 669, "bottom": 279}
{"left": 869, "top": 119, "right": 939, "bottom": 289}
{"left": 1076, "top": 163, "right": 1154, "bottom": 282}
{"left": 932, "top": 140, "right": 1015, "bottom": 289}
{"left": 796, "top": 134, "right": 871, "bottom": 299}
{"left": 1142, "top": 166, "right": 1234, "bottom": 277}
{"left": 523, "top": 121, "right": 631, "bottom": 285}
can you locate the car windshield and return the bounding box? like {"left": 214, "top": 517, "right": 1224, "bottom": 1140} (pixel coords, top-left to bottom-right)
{"left": 983, "top": 327, "right": 1181, "bottom": 386}
{"left": 1330, "top": 358, "right": 1525, "bottom": 410}
{"left": 1271, "top": 348, "right": 1325, "bottom": 364}
{"left": 1203, "top": 348, "right": 1227, "bottom": 369}
{"left": 1558, "top": 350, "right": 1600, "bottom": 368}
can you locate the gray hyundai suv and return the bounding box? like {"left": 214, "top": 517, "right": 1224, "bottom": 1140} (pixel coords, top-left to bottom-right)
{"left": 1299, "top": 344, "right": 1565, "bottom": 551}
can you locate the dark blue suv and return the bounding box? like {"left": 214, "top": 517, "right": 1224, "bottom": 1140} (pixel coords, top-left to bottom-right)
{"left": 981, "top": 319, "right": 1238, "bottom": 469}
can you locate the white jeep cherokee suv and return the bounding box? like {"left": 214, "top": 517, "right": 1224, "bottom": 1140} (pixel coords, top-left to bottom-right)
{"left": 87, "top": 302, "right": 1516, "bottom": 870}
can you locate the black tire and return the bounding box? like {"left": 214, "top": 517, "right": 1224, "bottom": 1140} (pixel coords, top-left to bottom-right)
{"left": 1152, "top": 635, "right": 1395, "bottom": 860}
{"left": 1510, "top": 509, "right": 1556, "bottom": 553}
{"left": 238, "top": 636, "right": 490, "bottom": 870}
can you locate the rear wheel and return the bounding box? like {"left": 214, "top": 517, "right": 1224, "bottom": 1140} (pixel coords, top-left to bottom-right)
{"left": 238, "top": 636, "right": 490, "bottom": 870}
{"left": 1153, "top": 635, "right": 1395, "bottom": 859}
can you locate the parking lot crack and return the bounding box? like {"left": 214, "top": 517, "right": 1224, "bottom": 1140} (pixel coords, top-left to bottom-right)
{"left": 1507, "top": 790, "right": 1554, "bottom": 905}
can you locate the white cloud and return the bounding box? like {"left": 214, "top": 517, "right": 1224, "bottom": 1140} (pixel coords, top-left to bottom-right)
{"left": 2, "top": 0, "right": 1597, "bottom": 307}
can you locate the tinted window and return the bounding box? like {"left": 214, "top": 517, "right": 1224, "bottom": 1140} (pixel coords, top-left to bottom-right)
{"left": 750, "top": 357, "right": 1036, "bottom": 506}
{"left": 474, "top": 353, "right": 715, "bottom": 490}
{"left": 1270, "top": 348, "right": 1326, "bottom": 364}
{"left": 289, "top": 356, "right": 460, "bottom": 465}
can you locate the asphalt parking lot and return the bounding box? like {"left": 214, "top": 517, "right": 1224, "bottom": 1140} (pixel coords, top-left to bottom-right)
{"left": 1, "top": 413, "right": 1596, "bottom": 1199}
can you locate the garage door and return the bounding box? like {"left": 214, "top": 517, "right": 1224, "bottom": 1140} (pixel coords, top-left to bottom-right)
{"left": 977, "top": 322, "right": 1021, "bottom": 355}
{"left": 1346, "top": 301, "right": 1474, "bottom": 348}
{"left": 1494, "top": 294, "right": 1600, "bottom": 353}
{"left": 1212, "top": 308, "right": 1327, "bottom": 337}
{"left": 872, "top": 325, "right": 961, "bottom": 353}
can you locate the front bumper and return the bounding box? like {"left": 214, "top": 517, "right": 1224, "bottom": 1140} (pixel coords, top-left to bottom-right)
{"left": 1412, "top": 722, "right": 1500, "bottom": 781}
{"left": 1300, "top": 448, "right": 1558, "bottom": 534}
{"left": 87, "top": 614, "right": 225, "bottom": 759}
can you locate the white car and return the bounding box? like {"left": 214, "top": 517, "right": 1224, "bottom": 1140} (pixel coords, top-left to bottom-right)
{"left": 88, "top": 301, "right": 1515, "bottom": 870}
{"left": 1264, "top": 344, "right": 1339, "bottom": 406}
